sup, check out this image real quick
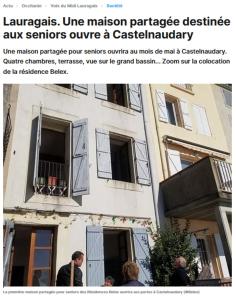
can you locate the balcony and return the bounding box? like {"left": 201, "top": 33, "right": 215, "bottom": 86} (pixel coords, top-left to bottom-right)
{"left": 160, "top": 157, "right": 232, "bottom": 220}
{"left": 35, "top": 160, "right": 68, "bottom": 196}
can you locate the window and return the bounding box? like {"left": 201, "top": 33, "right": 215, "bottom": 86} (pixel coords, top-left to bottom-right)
{"left": 96, "top": 129, "right": 150, "bottom": 185}
{"left": 55, "top": 84, "right": 71, "bottom": 89}
{"left": 197, "top": 238, "right": 209, "bottom": 267}
{"left": 95, "top": 84, "right": 142, "bottom": 111}
{"left": 167, "top": 149, "right": 194, "bottom": 176}
{"left": 107, "top": 84, "right": 127, "bottom": 106}
{"left": 156, "top": 90, "right": 192, "bottom": 130}
{"left": 166, "top": 99, "right": 179, "bottom": 125}
{"left": 222, "top": 88, "right": 232, "bottom": 107}
{"left": 36, "top": 117, "right": 70, "bottom": 196}
{"left": 193, "top": 105, "right": 211, "bottom": 136}
{"left": 33, "top": 114, "right": 89, "bottom": 197}
{"left": 180, "top": 159, "right": 192, "bottom": 170}
{"left": 55, "top": 84, "right": 88, "bottom": 94}
{"left": 110, "top": 135, "right": 134, "bottom": 182}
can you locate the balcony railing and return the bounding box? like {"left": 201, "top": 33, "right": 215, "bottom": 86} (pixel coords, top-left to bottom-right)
{"left": 161, "top": 156, "right": 231, "bottom": 220}
{"left": 36, "top": 160, "right": 67, "bottom": 196}
{"left": 212, "top": 159, "right": 232, "bottom": 193}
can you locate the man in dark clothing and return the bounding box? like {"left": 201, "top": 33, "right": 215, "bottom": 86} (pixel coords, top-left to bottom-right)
{"left": 121, "top": 261, "right": 144, "bottom": 286}
{"left": 170, "top": 256, "right": 190, "bottom": 286}
{"left": 56, "top": 251, "right": 84, "bottom": 286}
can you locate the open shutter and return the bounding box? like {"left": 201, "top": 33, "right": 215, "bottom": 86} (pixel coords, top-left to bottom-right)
{"left": 94, "top": 84, "right": 108, "bottom": 100}
{"left": 156, "top": 90, "right": 168, "bottom": 122}
{"left": 73, "top": 84, "right": 88, "bottom": 94}
{"left": 167, "top": 149, "right": 182, "bottom": 176}
{"left": 132, "top": 228, "right": 152, "bottom": 285}
{"left": 128, "top": 84, "right": 142, "bottom": 111}
{"left": 33, "top": 110, "right": 42, "bottom": 190}
{"left": 3, "top": 220, "right": 15, "bottom": 286}
{"left": 199, "top": 107, "right": 211, "bottom": 136}
{"left": 179, "top": 99, "right": 192, "bottom": 130}
{"left": 133, "top": 139, "right": 151, "bottom": 185}
{"left": 214, "top": 233, "right": 230, "bottom": 278}
{"left": 193, "top": 105, "right": 211, "bottom": 136}
{"left": 96, "top": 129, "right": 112, "bottom": 179}
{"left": 86, "top": 226, "right": 105, "bottom": 286}
{"left": 72, "top": 119, "right": 89, "bottom": 196}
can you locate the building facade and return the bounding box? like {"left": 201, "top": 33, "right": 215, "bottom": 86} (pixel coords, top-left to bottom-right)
{"left": 3, "top": 84, "right": 232, "bottom": 286}
{"left": 144, "top": 84, "right": 232, "bottom": 281}
{"left": 3, "top": 84, "right": 157, "bottom": 286}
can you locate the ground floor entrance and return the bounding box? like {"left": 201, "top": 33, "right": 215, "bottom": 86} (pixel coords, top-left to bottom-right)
{"left": 86, "top": 225, "right": 152, "bottom": 286}
{"left": 103, "top": 228, "right": 133, "bottom": 286}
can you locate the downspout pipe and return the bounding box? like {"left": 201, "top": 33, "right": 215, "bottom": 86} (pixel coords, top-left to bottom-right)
{"left": 140, "top": 85, "right": 160, "bottom": 230}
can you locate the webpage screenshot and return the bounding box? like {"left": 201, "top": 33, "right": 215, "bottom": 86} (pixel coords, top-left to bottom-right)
{"left": 1, "top": 1, "right": 234, "bottom": 299}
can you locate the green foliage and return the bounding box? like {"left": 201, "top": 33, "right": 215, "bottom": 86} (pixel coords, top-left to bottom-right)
{"left": 150, "top": 219, "right": 198, "bottom": 286}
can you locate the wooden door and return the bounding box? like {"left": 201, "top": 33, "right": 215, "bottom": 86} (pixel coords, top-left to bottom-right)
{"left": 27, "top": 228, "right": 54, "bottom": 286}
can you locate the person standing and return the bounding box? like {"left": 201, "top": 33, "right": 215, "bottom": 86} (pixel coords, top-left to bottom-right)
{"left": 121, "top": 261, "right": 144, "bottom": 286}
{"left": 56, "top": 251, "right": 84, "bottom": 286}
{"left": 170, "top": 256, "right": 190, "bottom": 286}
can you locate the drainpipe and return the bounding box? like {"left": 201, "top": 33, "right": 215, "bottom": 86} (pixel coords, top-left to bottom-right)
{"left": 140, "top": 85, "right": 160, "bottom": 229}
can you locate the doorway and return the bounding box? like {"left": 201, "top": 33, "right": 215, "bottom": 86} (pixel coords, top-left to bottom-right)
{"left": 103, "top": 229, "right": 132, "bottom": 286}
{"left": 9, "top": 225, "right": 56, "bottom": 286}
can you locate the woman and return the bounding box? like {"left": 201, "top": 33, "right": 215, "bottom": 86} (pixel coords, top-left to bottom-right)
{"left": 121, "top": 261, "right": 144, "bottom": 286}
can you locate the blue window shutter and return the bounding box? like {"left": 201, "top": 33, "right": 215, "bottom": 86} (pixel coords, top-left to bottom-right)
{"left": 132, "top": 228, "right": 152, "bottom": 285}
{"left": 96, "top": 129, "right": 112, "bottom": 179}
{"left": 156, "top": 90, "right": 168, "bottom": 122}
{"left": 86, "top": 226, "right": 105, "bottom": 286}
{"left": 94, "top": 84, "right": 108, "bottom": 100}
{"left": 73, "top": 84, "right": 88, "bottom": 95}
{"left": 128, "top": 84, "right": 142, "bottom": 112}
{"left": 33, "top": 110, "right": 42, "bottom": 189}
{"left": 133, "top": 139, "right": 151, "bottom": 185}
{"left": 72, "top": 119, "right": 89, "bottom": 196}
{"left": 179, "top": 99, "right": 192, "bottom": 130}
